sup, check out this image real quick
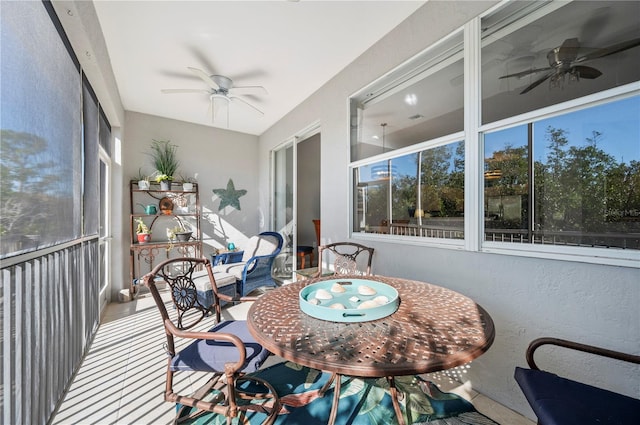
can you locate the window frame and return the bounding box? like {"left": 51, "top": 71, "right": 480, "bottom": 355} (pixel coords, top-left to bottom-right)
{"left": 348, "top": 1, "right": 640, "bottom": 268}
{"left": 349, "top": 29, "right": 465, "bottom": 162}
{"left": 479, "top": 84, "right": 640, "bottom": 266}
{"left": 350, "top": 131, "right": 467, "bottom": 250}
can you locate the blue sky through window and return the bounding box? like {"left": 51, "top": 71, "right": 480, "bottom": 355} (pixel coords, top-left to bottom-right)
{"left": 485, "top": 95, "right": 640, "bottom": 164}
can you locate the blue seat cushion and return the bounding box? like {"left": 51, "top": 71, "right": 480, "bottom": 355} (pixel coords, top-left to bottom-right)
{"left": 170, "top": 320, "right": 269, "bottom": 373}
{"left": 514, "top": 367, "right": 640, "bottom": 425}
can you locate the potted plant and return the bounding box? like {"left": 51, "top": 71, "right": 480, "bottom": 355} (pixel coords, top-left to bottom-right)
{"left": 149, "top": 139, "right": 180, "bottom": 188}
{"left": 154, "top": 173, "right": 172, "bottom": 191}
{"left": 167, "top": 218, "right": 192, "bottom": 242}
{"left": 179, "top": 174, "right": 196, "bottom": 192}
{"left": 135, "top": 168, "right": 150, "bottom": 190}
{"left": 166, "top": 219, "right": 192, "bottom": 251}
{"left": 134, "top": 218, "right": 151, "bottom": 243}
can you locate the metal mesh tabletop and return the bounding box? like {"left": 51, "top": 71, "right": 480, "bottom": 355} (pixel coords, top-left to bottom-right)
{"left": 248, "top": 275, "right": 495, "bottom": 377}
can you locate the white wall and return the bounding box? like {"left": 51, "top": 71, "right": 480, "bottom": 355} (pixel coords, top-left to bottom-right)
{"left": 257, "top": 0, "right": 640, "bottom": 419}
{"left": 119, "top": 112, "right": 261, "bottom": 295}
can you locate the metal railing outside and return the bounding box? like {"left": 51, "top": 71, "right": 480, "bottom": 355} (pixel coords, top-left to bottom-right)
{"left": 484, "top": 229, "right": 639, "bottom": 250}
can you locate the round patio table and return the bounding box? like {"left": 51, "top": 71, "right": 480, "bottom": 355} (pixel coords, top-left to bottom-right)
{"left": 247, "top": 275, "right": 495, "bottom": 425}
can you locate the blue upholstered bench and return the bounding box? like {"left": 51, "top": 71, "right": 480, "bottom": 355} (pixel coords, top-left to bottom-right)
{"left": 514, "top": 337, "right": 640, "bottom": 425}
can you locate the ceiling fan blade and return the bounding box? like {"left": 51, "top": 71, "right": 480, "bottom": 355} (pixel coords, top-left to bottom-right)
{"left": 520, "top": 72, "right": 553, "bottom": 94}
{"left": 187, "top": 67, "right": 220, "bottom": 90}
{"left": 575, "top": 37, "right": 640, "bottom": 63}
{"left": 230, "top": 85, "right": 269, "bottom": 95}
{"left": 572, "top": 65, "right": 602, "bottom": 79}
{"left": 499, "top": 66, "right": 553, "bottom": 79}
{"left": 161, "top": 88, "right": 210, "bottom": 94}
{"left": 229, "top": 94, "right": 264, "bottom": 115}
{"left": 554, "top": 37, "right": 581, "bottom": 61}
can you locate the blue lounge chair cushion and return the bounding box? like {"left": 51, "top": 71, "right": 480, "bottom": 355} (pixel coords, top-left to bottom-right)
{"left": 514, "top": 366, "right": 640, "bottom": 425}
{"left": 170, "top": 320, "right": 269, "bottom": 373}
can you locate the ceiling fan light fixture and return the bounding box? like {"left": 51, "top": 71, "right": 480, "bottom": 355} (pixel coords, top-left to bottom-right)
{"left": 162, "top": 67, "right": 267, "bottom": 123}
{"left": 568, "top": 69, "right": 580, "bottom": 84}
{"left": 211, "top": 93, "right": 230, "bottom": 102}
{"left": 549, "top": 72, "right": 565, "bottom": 89}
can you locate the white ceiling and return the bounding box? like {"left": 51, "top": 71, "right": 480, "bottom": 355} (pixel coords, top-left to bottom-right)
{"left": 92, "top": 1, "right": 426, "bottom": 136}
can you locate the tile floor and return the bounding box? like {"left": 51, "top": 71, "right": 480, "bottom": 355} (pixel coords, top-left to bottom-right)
{"left": 52, "top": 288, "right": 535, "bottom": 425}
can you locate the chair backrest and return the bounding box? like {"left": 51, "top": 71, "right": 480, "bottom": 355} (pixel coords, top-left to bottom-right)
{"left": 241, "top": 231, "right": 283, "bottom": 262}
{"left": 237, "top": 232, "right": 284, "bottom": 295}
{"left": 316, "top": 242, "right": 374, "bottom": 276}
{"left": 143, "top": 257, "right": 217, "bottom": 354}
{"left": 313, "top": 219, "right": 320, "bottom": 247}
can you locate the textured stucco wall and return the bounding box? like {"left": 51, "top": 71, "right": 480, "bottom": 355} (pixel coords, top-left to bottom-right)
{"left": 256, "top": 1, "right": 640, "bottom": 419}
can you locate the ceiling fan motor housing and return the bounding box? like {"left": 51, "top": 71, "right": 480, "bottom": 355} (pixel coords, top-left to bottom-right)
{"left": 211, "top": 75, "right": 233, "bottom": 94}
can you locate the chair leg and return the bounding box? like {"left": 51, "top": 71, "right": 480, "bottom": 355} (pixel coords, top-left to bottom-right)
{"left": 318, "top": 372, "right": 336, "bottom": 396}
{"left": 171, "top": 373, "right": 225, "bottom": 424}
{"left": 328, "top": 376, "right": 342, "bottom": 425}
{"left": 233, "top": 375, "right": 282, "bottom": 425}
{"left": 171, "top": 373, "right": 281, "bottom": 424}
{"left": 387, "top": 376, "right": 406, "bottom": 425}
{"left": 175, "top": 407, "right": 210, "bottom": 424}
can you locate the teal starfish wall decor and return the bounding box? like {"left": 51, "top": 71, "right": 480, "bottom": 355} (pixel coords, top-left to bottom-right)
{"left": 212, "top": 179, "right": 247, "bottom": 211}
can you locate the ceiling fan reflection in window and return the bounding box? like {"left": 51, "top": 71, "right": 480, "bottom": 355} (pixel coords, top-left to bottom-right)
{"left": 499, "top": 37, "right": 640, "bottom": 94}
{"left": 161, "top": 67, "right": 267, "bottom": 123}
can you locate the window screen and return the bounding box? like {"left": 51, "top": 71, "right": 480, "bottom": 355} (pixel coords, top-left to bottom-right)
{"left": 1, "top": 1, "right": 82, "bottom": 258}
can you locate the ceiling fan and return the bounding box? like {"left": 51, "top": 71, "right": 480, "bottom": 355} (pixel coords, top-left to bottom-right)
{"left": 161, "top": 67, "right": 267, "bottom": 120}
{"left": 499, "top": 37, "right": 640, "bottom": 94}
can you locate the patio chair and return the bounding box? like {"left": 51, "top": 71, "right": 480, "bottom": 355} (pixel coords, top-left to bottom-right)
{"left": 212, "top": 231, "right": 284, "bottom": 297}
{"left": 315, "top": 242, "right": 374, "bottom": 277}
{"left": 514, "top": 337, "right": 640, "bottom": 425}
{"left": 295, "top": 219, "right": 321, "bottom": 269}
{"left": 143, "top": 257, "right": 281, "bottom": 424}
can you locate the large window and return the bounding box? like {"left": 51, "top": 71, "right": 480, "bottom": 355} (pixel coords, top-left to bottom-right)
{"left": 0, "top": 1, "right": 111, "bottom": 259}
{"left": 350, "top": 31, "right": 464, "bottom": 242}
{"left": 350, "top": 0, "right": 639, "bottom": 263}
{"left": 484, "top": 95, "right": 640, "bottom": 249}
{"left": 350, "top": 32, "right": 464, "bottom": 162}
{"left": 481, "top": 1, "right": 640, "bottom": 123}
{"left": 481, "top": 0, "right": 640, "bottom": 253}
{"left": 354, "top": 140, "right": 465, "bottom": 239}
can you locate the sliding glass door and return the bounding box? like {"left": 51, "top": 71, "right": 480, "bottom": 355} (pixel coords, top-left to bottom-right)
{"left": 273, "top": 142, "right": 294, "bottom": 238}
{"left": 272, "top": 124, "right": 321, "bottom": 281}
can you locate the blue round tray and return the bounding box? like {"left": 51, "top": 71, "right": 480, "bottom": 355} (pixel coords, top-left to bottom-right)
{"left": 299, "top": 278, "right": 399, "bottom": 322}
